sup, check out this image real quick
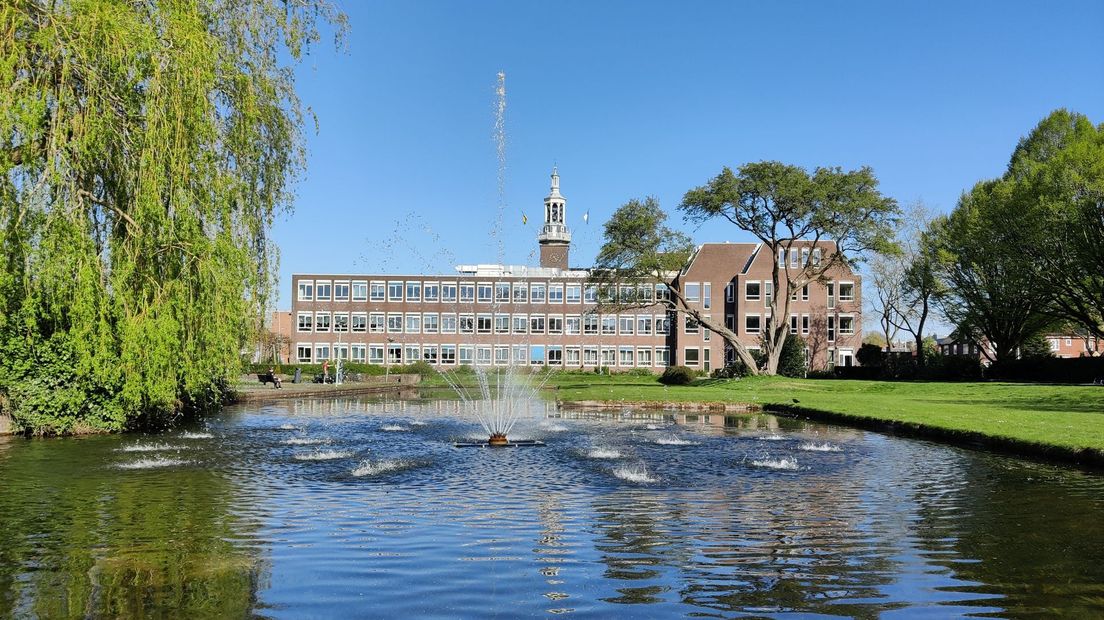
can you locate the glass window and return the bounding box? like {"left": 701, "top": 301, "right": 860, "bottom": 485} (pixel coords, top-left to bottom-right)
{"left": 423, "top": 282, "right": 439, "bottom": 302}
{"left": 459, "top": 314, "right": 474, "bottom": 334}
{"left": 314, "top": 344, "right": 330, "bottom": 361}
{"left": 333, "top": 313, "right": 349, "bottom": 332}
{"left": 566, "top": 284, "right": 582, "bottom": 304}
{"left": 406, "top": 281, "right": 421, "bottom": 302}
{"left": 476, "top": 346, "right": 492, "bottom": 366}
{"left": 297, "top": 280, "right": 314, "bottom": 301}
{"left": 618, "top": 347, "right": 634, "bottom": 367}
{"left": 441, "top": 313, "right": 457, "bottom": 333}
{"left": 548, "top": 347, "right": 563, "bottom": 366}
{"left": 297, "top": 344, "right": 312, "bottom": 363}
{"left": 440, "top": 345, "right": 457, "bottom": 365}
{"left": 601, "top": 315, "right": 616, "bottom": 335}
{"left": 583, "top": 347, "right": 599, "bottom": 366}
{"left": 423, "top": 313, "right": 439, "bottom": 333}
{"left": 388, "top": 281, "right": 403, "bottom": 301}
{"left": 422, "top": 346, "right": 438, "bottom": 364}
{"left": 684, "top": 348, "right": 700, "bottom": 366}
{"left": 459, "top": 283, "right": 475, "bottom": 303}
{"left": 839, "top": 282, "right": 855, "bottom": 302}
{"left": 839, "top": 315, "right": 855, "bottom": 335}
{"left": 297, "top": 313, "right": 312, "bottom": 332}
{"left": 494, "top": 346, "right": 510, "bottom": 366}
{"left": 458, "top": 346, "right": 474, "bottom": 365}
{"left": 637, "top": 315, "right": 652, "bottom": 335}
{"left": 565, "top": 315, "right": 581, "bottom": 334}
{"left": 369, "top": 345, "right": 385, "bottom": 365}
{"left": 351, "top": 313, "right": 367, "bottom": 333}
{"left": 549, "top": 284, "right": 564, "bottom": 304}
{"left": 703, "top": 283, "right": 711, "bottom": 309}
{"left": 477, "top": 283, "right": 493, "bottom": 303}
{"left": 566, "top": 347, "right": 581, "bottom": 366}
{"left": 334, "top": 281, "right": 350, "bottom": 301}
{"left": 530, "top": 315, "right": 546, "bottom": 334}
{"left": 370, "top": 281, "right": 385, "bottom": 301}
{"left": 655, "top": 284, "right": 669, "bottom": 302}
{"left": 530, "top": 345, "right": 546, "bottom": 365}
{"left": 351, "top": 344, "right": 366, "bottom": 363}
{"left": 655, "top": 347, "right": 670, "bottom": 366}
{"left": 494, "top": 314, "right": 510, "bottom": 334}
{"left": 442, "top": 283, "right": 458, "bottom": 303}
{"left": 684, "top": 316, "right": 699, "bottom": 334}
{"left": 315, "top": 281, "right": 332, "bottom": 301}
{"left": 512, "top": 314, "right": 528, "bottom": 334}
{"left": 477, "top": 314, "right": 492, "bottom": 333}
{"left": 369, "top": 313, "right": 385, "bottom": 333}
{"left": 513, "top": 345, "right": 528, "bottom": 365}
{"left": 495, "top": 283, "right": 511, "bottom": 302}
{"left": 548, "top": 315, "right": 563, "bottom": 334}
{"left": 685, "top": 282, "right": 701, "bottom": 303}
{"left": 583, "top": 313, "right": 598, "bottom": 335}
{"left": 405, "top": 313, "right": 421, "bottom": 334}
{"left": 314, "top": 312, "right": 331, "bottom": 332}
{"left": 352, "top": 281, "right": 368, "bottom": 301}
{"left": 513, "top": 282, "right": 528, "bottom": 303}
{"left": 637, "top": 347, "right": 653, "bottom": 367}
{"left": 530, "top": 283, "right": 546, "bottom": 303}
{"left": 745, "top": 281, "right": 761, "bottom": 301}
{"left": 584, "top": 285, "right": 598, "bottom": 303}
{"left": 387, "top": 313, "right": 402, "bottom": 333}
{"left": 745, "top": 314, "right": 761, "bottom": 334}
{"left": 619, "top": 315, "right": 634, "bottom": 335}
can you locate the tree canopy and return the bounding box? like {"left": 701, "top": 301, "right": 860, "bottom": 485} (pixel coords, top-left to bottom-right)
{"left": 0, "top": 0, "right": 345, "bottom": 434}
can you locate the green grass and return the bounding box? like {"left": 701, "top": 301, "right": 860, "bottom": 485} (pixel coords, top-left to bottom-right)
{"left": 545, "top": 374, "right": 1104, "bottom": 454}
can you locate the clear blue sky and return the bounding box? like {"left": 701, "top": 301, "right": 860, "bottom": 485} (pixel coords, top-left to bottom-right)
{"left": 273, "top": 0, "right": 1104, "bottom": 308}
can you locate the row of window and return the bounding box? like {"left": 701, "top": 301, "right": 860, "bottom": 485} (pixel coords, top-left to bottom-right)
{"left": 726, "top": 312, "right": 856, "bottom": 340}
{"left": 296, "top": 312, "right": 676, "bottom": 336}
{"left": 297, "top": 279, "right": 672, "bottom": 305}
{"left": 296, "top": 343, "right": 674, "bottom": 367}
{"left": 778, "top": 247, "right": 823, "bottom": 269}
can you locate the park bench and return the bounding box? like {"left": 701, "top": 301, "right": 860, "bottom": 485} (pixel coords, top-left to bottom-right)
{"left": 257, "top": 371, "right": 282, "bottom": 388}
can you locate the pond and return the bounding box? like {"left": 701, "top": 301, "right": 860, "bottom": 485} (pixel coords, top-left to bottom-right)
{"left": 1, "top": 394, "right": 1102, "bottom": 618}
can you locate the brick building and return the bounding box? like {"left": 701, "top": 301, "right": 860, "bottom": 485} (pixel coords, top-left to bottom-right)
{"left": 288, "top": 169, "right": 862, "bottom": 372}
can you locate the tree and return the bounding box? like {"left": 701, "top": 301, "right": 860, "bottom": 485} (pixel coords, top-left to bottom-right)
{"left": 679, "top": 162, "right": 899, "bottom": 374}
{"left": 0, "top": 1, "right": 345, "bottom": 433}
{"left": 933, "top": 180, "right": 1056, "bottom": 364}
{"left": 776, "top": 334, "right": 807, "bottom": 378}
{"left": 1007, "top": 110, "right": 1104, "bottom": 340}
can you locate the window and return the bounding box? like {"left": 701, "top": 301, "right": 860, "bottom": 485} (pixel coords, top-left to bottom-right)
{"left": 370, "top": 281, "right": 386, "bottom": 301}
{"left": 1065, "top": 338, "right": 1072, "bottom": 347}
{"left": 548, "top": 315, "right": 563, "bottom": 334}
{"left": 726, "top": 314, "right": 735, "bottom": 330}
{"left": 702, "top": 317, "right": 710, "bottom": 341}
{"left": 333, "top": 345, "right": 349, "bottom": 360}
{"left": 314, "top": 344, "right": 330, "bottom": 362}
{"left": 1049, "top": 339, "right": 1060, "bottom": 352}
{"left": 333, "top": 313, "right": 349, "bottom": 333}
{"left": 352, "top": 281, "right": 368, "bottom": 302}
{"left": 494, "top": 346, "right": 510, "bottom": 366}
{"left": 459, "top": 283, "right": 475, "bottom": 303}
{"left": 387, "top": 313, "right": 402, "bottom": 333}
{"left": 442, "top": 282, "right": 458, "bottom": 303}
{"left": 351, "top": 313, "right": 367, "bottom": 333}
{"left": 405, "top": 313, "right": 421, "bottom": 334}
{"left": 459, "top": 314, "right": 475, "bottom": 334}
{"left": 684, "top": 348, "right": 700, "bottom": 366}
{"left": 476, "top": 346, "right": 492, "bottom": 366}
{"left": 369, "top": 312, "right": 385, "bottom": 333}
{"left": 619, "top": 315, "right": 635, "bottom": 335}
{"left": 637, "top": 284, "right": 653, "bottom": 304}
{"left": 618, "top": 285, "right": 635, "bottom": 304}
{"left": 512, "top": 314, "right": 528, "bottom": 334}
{"left": 315, "top": 281, "right": 332, "bottom": 301}
{"left": 838, "top": 282, "right": 855, "bottom": 302}
{"left": 583, "top": 347, "right": 599, "bottom": 366}
{"left": 703, "top": 283, "right": 712, "bottom": 309}
{"left": 549, "top": 284, "right": 564, "bottom": 304}
{"left": 601, "top": 347, "right": 616, "bottom": 367}
{"left": 406, "top": 281, "right": 421, "bottom": 302}
{"left": 827, "top": 282, "right": 836, "bottom": 309}
{"left": 513, "top": 345, "right": 528, "bottom": 365}
{"left": 422, "top": 346, "right": 438, "bottom": 364}
{"left": 801, "top": 314, "right": 810, "bottom": 335}
{"left": 637, "top": 315, "right": 652, "bottom": 335}
{"left": 828, "top": 315, "right": 836, "bottom": 342}
{"left": 726, "top": 282, "right": 734, "bottom": 303}
{"left": 530, "top": 345, "right": 546, "bottom": 365}
{"left": 476, "top": 314, "right": 492, "bottom": 334}
{"left": 495, "top": 282, "right": 510, "bottom": 302}
{"left": 423, "top": 313, "right": 439, "bottom": 333}
{"left": 494, "top": 314, "right": 510, "bottom": 334}
{"left": 812, "top": 248, "right": 822, "bottom": 266}
{"left": 386, "top": 344, "right": 402, "bottom": 365}
{"left": 351, "top": 344, "right": 366, "bottom": 363}
{"left": 584, "top": 285, "right": 598, "bottom": 303}
{"left": 314, "top": 312, "right": 331, "bottom": 332}
{"left": 440, "top": 345, "right": 457, "bottom": 365}
{"left": 778, "top": 248, "right": 786, "bottom": 267}
{"left": 441, "top": 313, "right": 457, "bottom": 333}
{"left": 789, "top": 248, "right": 799, "bottom": 268}
{"left": 477, "top": 283, "right": 492, "bottom": 303}
{"left": 745, "top": 281, "right": 761, "bottom": 301}
{"left": 790, "top": 314, "right": 798, "bottom": 335}
{"left": 619, "top": 347, "right": 634, "bottom": 367}
{"left": 334, "top": 281, "right": 350, "bottom": 302}
{"left": 685, "top": 282, "right": 701, "bottom": 303}
{"left": 530, "top": 283, "right": 546, "bottom": 303}
{"left": 388, "top": 281, "right": 403, "bottom": 301}
{"left": 297, "top": 280, "right": 314, "bottom": 301}
{"left": 839, "top": 315, "right": 855, "bottom": 336}
{"left": 583, "top": 313, "right": 598, "bottom": 335}
{"left": 369, "top": 345, "right": 385, "bottom": 365}
{"left": 459, "top": 346, "right": 474, "bottom": 365}
{"left": 764, "top": 282, "right": 773, "bottom": 306}
{"left": 601, "top": 315, "right": 616, "bottom": 335}
{"left": 513, "top": 282, "right": 528, "bottom": 303}
{"left": 297, "top": 313, "right": 313, "bottom": 332}
{"left": 297, "top": 344, "right": 312, "bottom": 363}
{"left": 548, "top": 347, "right": 563, "bottom": 366}
{"left": 566, "top": 347, "right": 581, "bottom": 366}
{"left": 530, "top": 315, "right": 546, "bottom": 334}
{"left": 423, "top": 282, "right": 439, "bottom": 302}
{"left": 637, "top": 347, "right": 653, "bottom": 367}
{"left": 800, "top": 248, "right": 809, "bottom": 267}
{"left": 565, "top": 315, "right": 581, "bottom": 335}
{"left": 657, "top": 314, "right": 672, "bottom": 335}
{"left": 745, "top": 314, "right": 761, "bottom": 334}
{"left": 684, "top": 316, "right": 699, "bottom": 334}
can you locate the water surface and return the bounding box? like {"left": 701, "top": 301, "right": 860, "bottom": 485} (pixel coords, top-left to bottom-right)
{"left": 1, "top": 395, "right": 1102, "bottom": 618}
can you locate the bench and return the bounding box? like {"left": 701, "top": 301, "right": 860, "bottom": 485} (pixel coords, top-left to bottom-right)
{"left": 257, "top": 371, "right": 282, "bottom": 388}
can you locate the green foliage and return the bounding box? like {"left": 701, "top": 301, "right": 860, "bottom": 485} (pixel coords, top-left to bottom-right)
{"left": 776, "top": 335, "right": 807, "bottom": 378}
{"left": 856, "top": 343, "right": 886, "bottom": 368}
{"left": 0, "top": 1, "right": 345, "bottom": 434}
{"left": 1020, "top": 334, "right": 1056, "bottom": 360}
{"left": 712, "top": 360, "right": 752, "bottom": 379}
{"left": 658, "top": 365, "right": 695, "bottom": 385}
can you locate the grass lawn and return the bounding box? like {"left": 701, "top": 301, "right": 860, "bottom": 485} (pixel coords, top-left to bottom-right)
{"left": 544, "top": 374, "right": 1104, "bottom": 455}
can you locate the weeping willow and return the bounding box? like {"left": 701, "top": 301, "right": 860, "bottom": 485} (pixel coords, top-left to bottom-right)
{"left": 0, "top": 0, "right": 345, "bottom": 434}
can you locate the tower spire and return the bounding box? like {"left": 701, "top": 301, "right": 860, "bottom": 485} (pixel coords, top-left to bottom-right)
{"left": 538, "top": 165, "right": 571, "bottom": 270}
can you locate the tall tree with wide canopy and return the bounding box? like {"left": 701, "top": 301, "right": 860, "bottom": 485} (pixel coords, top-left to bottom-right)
{"left": 0, "top": 1, "right": 345, "bottom": 433}
{"left": 679, "top": 162, "right": 899, "bottom": 374}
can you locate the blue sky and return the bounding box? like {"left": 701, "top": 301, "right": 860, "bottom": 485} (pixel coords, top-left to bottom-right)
{"left": 273, "top": 0, "right": 1104, "bottom": 308}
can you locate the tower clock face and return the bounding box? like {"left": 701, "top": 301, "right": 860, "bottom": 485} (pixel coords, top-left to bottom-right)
{"left": 548, "top": 249, "right": 565, "bottom": 263}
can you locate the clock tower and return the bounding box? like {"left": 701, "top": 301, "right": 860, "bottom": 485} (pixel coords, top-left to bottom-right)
{"left": 538, "top": 166, "right": 571, "bottom": 270}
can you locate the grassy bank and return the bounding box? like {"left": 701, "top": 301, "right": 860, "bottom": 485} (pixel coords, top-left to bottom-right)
{"left": 545, "top": 374, "right": 1104, "bottom": 460}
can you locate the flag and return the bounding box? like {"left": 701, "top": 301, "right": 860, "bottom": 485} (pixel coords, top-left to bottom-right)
{"left": 522, "top": 213, "right": 527, "bottom": 225}
{"left": 583, "top": 210, "right": 589, "bottom": 224}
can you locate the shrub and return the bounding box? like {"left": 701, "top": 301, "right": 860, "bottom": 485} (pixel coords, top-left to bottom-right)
{"left": 856, "top": 343, "right": 886, "bottom": 368}
{"left": 658, "top": 365, "right": 695, "bottom": 385}
{"left": 777, "top": 335, "right": 807, "bottom": 378}
{"left": 625, "top": 367, "right": 656, "bottom": 377}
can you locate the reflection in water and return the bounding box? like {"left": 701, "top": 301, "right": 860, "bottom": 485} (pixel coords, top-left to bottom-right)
{"left": 0, "top": 394, "right": 1103, "bottom": 618}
